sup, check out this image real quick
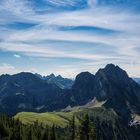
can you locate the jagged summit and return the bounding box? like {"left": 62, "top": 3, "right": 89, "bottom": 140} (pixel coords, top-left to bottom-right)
{"left": 47, "top": 73, "right": 55, "bottom": 78}
{"left": 35, "top": 73, "right": 74, "bottom": 89}
{"left": 96, "top": 64, "right": 128, "bottom": 77}
{"left": 96, "top": 64, "right": 130, "bottom": 86}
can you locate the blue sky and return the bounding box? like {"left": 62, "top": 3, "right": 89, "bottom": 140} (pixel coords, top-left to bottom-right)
{"left": 0, "top": 0, "right": 140, "bottom": 77}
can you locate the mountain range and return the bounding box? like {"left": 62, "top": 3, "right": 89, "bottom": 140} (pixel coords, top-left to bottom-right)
{"left": 0, "top": 64, "right": 140, "bottom": 121}
{"left": 35, "top": 73, "right": 74, "bottom": 89}
{"left": 0, "top": 64, "right": 140, "bottom": 139}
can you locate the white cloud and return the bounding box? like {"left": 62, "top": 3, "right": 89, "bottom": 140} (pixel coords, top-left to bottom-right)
{"left": 14, "top": 54, "right": 21, "bottom": 58}
{"left": 0, "top": 0, "right": 33, "bottom": 15}
{"left": 0, "top": 0, "right": 140, "bottom": 77}
{"left": 0, "top": 63, "right": 19, "bottom": 75}
{"left": 0, "top": 42, "right": 115, "bottom": 61}
{"left": 46, "top": 0, "right": 77, "bottom": 7}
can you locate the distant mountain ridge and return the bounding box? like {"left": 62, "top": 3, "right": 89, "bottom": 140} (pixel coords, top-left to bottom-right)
{"left": 35, "top": 73, "right": 74, "bottom": 89}
{"left": 0, "top": 64, "right": 140, "bottom": 123}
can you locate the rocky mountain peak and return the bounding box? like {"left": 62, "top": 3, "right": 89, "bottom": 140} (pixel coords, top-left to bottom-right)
{"left": 96, "top": 64, "right": 130, "bottom": 86}
{"left": 73, "top": 72, "right": 95, "bottom": 88}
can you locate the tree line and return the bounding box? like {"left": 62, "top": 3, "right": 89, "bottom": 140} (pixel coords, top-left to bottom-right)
{"left": 0, "top": 114, "right": 96, "bottom": 140}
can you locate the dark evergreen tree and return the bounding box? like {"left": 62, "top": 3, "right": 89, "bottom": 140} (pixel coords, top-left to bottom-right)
{"left": 69, "top": 115, "right": 75, "bottom": 140}
{"left": 50, "top": 125, "right": 56, "bottom": 140}
{"left": 79, "top": 114, "right": 90, "bottom": 140}
{"left": 0, "top": 122, "right": 8, "bottom": 138}
{"left": 89, "top": 122, "right": 96, "bottom": 140}
{"left": 42, "top": 127, "right": 49, "bottom": 140}
{"left": 27, "top": 127, "right": 32, "bottom": 140}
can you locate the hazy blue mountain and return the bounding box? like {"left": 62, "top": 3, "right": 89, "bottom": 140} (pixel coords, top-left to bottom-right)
{"left": 35, "top": 73, "right": 74, "bottom": 89}
{"left": 133, "top": 78, "right": 140, "bottom": 85}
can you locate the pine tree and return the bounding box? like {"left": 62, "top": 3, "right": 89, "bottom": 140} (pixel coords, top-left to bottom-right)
{"left": 50, "top": 125, "right": 56, "bottom": 140}
{"left": 27, "top": 127, "right": 32, "bottom": 140}
{"left": 79, "top": 114, "right": 90, "bottom": 140}
{"left": 69, "top": 115, "right": 75, "bottom": 140}
{"left": 89, "top": 122, "right": 96, "bottom": 140}
{"left": 42, "top": 127, "right": 49, "bottom": 140}
{"left": 0, "top": 123, "right": 8, "bottom": 138}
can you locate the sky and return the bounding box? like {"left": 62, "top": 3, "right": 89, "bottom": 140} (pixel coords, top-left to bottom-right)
{"left": 0, "top": 0, "right": 140, "bottom": 78}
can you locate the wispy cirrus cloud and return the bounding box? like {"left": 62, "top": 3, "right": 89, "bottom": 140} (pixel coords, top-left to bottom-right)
{"left": 45, "top": 0, "right": 77, "bottom": 6}
{"left": 0, "top": 63, "right": 19, "bottom": 75}
{"left": 0, "top": 0, "right": 140, "bottom": 77}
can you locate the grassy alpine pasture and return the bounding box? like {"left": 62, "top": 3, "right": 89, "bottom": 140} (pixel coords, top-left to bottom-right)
{"left": 14, "top": 98, "right": 112, "bottom": 128}
{"left": 15, "top": 111, "right": 79, "bottom": 128}
{"left": 14, "top": 106, "right": 117, "bottom": 129}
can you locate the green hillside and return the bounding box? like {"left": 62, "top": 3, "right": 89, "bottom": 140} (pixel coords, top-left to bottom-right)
{"left": 15, "top": 111, "right": 79, "bottom": 128}
{"left": 15, "top": 106, "right": 117, "bottom": 128}
{"left": 14, "top": 97, "right": 100, "bottom": 126}
{"left": 14, "top": 107, "right": 140, "bottom": 140}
